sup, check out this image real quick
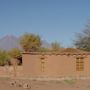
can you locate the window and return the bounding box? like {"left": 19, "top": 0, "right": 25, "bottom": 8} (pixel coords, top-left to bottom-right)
{"left": 41, "top": 59, "right": 45, "bottom": 72}
{"left": 76, "top": 57, "right": 84, "bottom": 71}
{"left": 40, "top": 55, "right": 45, "bottom": 72}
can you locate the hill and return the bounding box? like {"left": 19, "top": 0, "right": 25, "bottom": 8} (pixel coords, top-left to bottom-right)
{"left": 0, "top": 35, "right": 50, "bottom": 51}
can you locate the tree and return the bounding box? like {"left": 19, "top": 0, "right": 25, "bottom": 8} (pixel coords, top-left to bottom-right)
{"left": 74, "top": 23, "right": 90, "bottom": 51}
{"left": 38, "top": 47, "right": 49, "bottom": 52}
{"left": 51, "top": 41, "right": 61, "bottom": 51}
{"left": 0, "top": 50, "right": 9, "bottom": 66}
{"left": 8, "top": 48, "right": 22, "bottom": 77}
{"left": 8, "top": 48, "right": 22, "bottom": 65}
{"left": 9, "top": 48, "right": 22, "bottom": 59}
{"left": 20, "top": 33, "right": 42, "bottom": 52}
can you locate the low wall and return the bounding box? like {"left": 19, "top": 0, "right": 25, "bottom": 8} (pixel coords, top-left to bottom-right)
{"left": 0, "top": 66, "right": 23, "bottom": 77}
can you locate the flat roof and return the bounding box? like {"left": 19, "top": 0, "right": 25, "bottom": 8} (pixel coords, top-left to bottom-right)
{"left": 22, "top": 48, "right": 90, "bottom": 55}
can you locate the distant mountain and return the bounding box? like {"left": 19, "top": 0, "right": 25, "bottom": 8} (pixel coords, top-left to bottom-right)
{"left": 0, "top": 35, "right": 22, "bottom": 51}
{"left": 0, "top": 35, "right": 51, "bottom": 51}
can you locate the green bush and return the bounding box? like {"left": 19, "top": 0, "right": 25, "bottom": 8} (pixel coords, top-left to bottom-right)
{"left": 64, "top": 79, "right": 76, "bottom": 85}
{"left": 0, "top": 50, "right": 10, "bottom": 66}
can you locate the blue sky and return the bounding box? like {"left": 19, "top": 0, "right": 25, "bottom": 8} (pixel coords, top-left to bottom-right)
{"left": 0, "top": 0, "right": 90, "bottom": 47}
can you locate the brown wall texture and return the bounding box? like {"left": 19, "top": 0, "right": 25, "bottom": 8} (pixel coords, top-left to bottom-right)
{"left": 22, "top": 51, "right": 90, "bottom": 78}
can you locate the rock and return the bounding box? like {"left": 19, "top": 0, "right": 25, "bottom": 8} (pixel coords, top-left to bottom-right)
{"left": 23, "top": 83, "right": 31, "bottom": 89}
{"left": 10, "top": 81, "right": 16, "bottom": 86}
{"left": 18, "top": 83, "right": 22, "bottom": 87}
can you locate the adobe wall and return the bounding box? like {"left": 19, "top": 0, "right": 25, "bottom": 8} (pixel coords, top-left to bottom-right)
{"left": 22, "top": 53, "right": 90, "bottom": 78}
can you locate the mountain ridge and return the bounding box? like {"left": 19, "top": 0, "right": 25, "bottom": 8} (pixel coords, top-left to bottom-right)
{"left": 0, "top": 35, "right": 51, "bottom": 51}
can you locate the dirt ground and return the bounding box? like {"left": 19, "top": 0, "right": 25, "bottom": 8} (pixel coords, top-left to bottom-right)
{"left": 1, "top": 78, "right": 90, "bottom": 90}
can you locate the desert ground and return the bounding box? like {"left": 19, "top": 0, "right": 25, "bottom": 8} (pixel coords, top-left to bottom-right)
{"left": 1, "top": 78, "right": 90, "bottom": 90}
{"left": 0, "top": 66, "right": 90, "bottom": 90}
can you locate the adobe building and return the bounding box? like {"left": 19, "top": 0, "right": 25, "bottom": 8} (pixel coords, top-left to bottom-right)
{"left": 22, "top": 48, "right": 90, "bottom": 78}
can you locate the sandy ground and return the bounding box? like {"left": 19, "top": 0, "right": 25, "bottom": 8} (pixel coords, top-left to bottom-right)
{"left": 1, "top": 78, "right": 90, "bottom": 90}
